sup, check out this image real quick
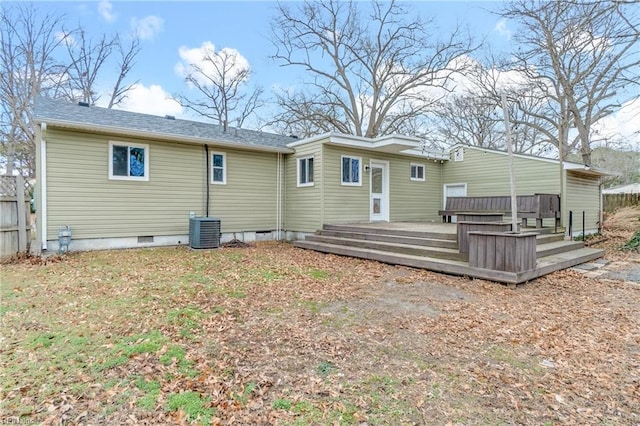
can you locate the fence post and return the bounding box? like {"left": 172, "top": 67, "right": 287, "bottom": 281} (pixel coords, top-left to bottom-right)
{"left": 16, "top": 175, "right": 27, "bottom": 252}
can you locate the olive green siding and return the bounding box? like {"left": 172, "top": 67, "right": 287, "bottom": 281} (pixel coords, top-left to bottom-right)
{"left": 284, "top": 141, "right": 323, "bottom": 233}
{"left": 322, "top": 145, "right": 442, "bottom": 224}
{"left": 207, "top": 148, "right": 281, "bottom": 232}
{"left": 44, "top": 128, "right": 281, "bottom": 241}
{"left": 566, "top": 172, "right": 601, "bottom": 234}
{"left": 442, "top": 148, "right": 560, "bottom": 196}
{"left": 389, "top": 158, "right": 442, "bottom": 222}
{"left": 322, "top": 146, "right": 370, "bottom": 224}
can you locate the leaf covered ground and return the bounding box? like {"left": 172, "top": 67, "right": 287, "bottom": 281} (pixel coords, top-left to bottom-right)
{"left": 1, "top": 208, "right": 639, "bottom": 425}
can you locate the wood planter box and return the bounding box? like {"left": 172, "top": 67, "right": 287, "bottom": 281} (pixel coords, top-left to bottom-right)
{"left": 468, "top": 231, "right": 537, "bottom": 273}
{"left": 457, "top": 221, "right": 516, "bottom": 254}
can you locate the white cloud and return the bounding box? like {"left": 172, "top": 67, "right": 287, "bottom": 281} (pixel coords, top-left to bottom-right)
{"left": 110, "top": 84, "right": 183, "bottom": 117}
{"left": 494, "top": 18, "right": 512, "bottom": 41}
{"left": 175, "top": 41, "right": 250, "bottom": 87}
{"left": 98, "top": 0, "right": 117, "bottom": 23}
{"left": 592, "top": 97, "right": 640, "bottom": 148}
{"left": 131, "top": 16, "right": 164, "bottom": 41}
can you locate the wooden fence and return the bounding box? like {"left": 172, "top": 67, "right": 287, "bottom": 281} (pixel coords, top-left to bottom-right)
{"left": 1, "top": 175, "right": 31, "bottom": 258}
{"left": 604, "top": 193, "right": 640, "bottom": 212}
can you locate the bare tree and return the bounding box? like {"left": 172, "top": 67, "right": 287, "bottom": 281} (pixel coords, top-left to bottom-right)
{"left": 270, "top": 0, "right": 474, "bottom": 138}
{"left": 175, "top": 47, "right": 264, "bottom": 130}
{"left": 0, "top": 4, "right": 67, "bottom": 176}
{"left": 430, "top": 95, "right": 502, "bottom": 149}
{"left": 500, "top": 0, "right": 640, "bottom": 165}
{"left": 428, "top": 56, "right": 558, "bottom": 156}
{"left": 60, "top": 29, "right": 141, "bottom": 107}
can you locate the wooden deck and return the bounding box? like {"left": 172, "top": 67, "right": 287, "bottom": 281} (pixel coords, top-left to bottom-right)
{"left": 293, "top": 222, "right": 604, "bottom": 285}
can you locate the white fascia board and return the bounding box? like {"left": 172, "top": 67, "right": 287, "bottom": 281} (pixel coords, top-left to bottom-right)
{"left": 39, "top": 119, "right": 294, "bottom": 154}
{"left": 400, "top": 148, "right": 450, "bottom": 160}
{"left": 563, "top": 163, "right": 613, "bottom": 177}
{"left": 288, "top": 132, "right": 449, "bottom": 158}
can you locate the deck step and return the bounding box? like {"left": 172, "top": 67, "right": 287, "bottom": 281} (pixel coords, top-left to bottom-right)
{"left": 293, "top": 240, "right": 605, "bottom": 284}
{"left": 322, "top": 224, "right": 457, "bottom": 240}
{"left": 536, "top": 240, "right": 585, "bottom": 258}
{"left": 535, "top": 233, "right": 566, "bottom": 244}
{"left": 305, "top": 235, "right": 463, "bottom": 260}
{"left": 317, "top": 229, "right": 459, "bottom": 249}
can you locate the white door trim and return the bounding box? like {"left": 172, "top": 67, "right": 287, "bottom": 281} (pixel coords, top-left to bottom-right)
{"left": 370, "top": 160, "right": 389, "bottom": 222}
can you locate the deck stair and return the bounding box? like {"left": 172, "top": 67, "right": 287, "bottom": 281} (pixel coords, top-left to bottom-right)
{"left": 293, "top": 223, "right": 605, "bottom": 284}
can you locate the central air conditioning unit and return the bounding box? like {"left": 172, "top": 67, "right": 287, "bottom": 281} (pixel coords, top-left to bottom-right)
{"left": 189, "top": 217, "right": 221, "bottom": 249}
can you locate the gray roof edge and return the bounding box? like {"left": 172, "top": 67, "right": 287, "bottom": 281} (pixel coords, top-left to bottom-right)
{"left": 38, "top": 117, "right": 294, "bottom": 154}
{"left": 33, "top": 96, "right": 294, "bottom": 153}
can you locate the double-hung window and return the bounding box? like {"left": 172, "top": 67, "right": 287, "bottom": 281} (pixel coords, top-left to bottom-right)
{"left": 211, "top": 152, "right": 226, "bottom": 184}
{"left": 341, "top": 155, "right": 361, "bottom": 186}
{"left": 297, "top": 156, "right": 314, "bottom": 187}
{"left": 109, "top": 141, "right": 149, "bottom": 181}
{"left": 410, "top": 163, "right": 425, "bottom": 181}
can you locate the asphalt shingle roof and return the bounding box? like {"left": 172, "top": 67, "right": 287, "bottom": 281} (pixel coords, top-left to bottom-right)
{"left": 33, "top": 97, "right": 295, "bottom": 151}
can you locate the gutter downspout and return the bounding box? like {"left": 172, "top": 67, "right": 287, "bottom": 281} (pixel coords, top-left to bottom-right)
{"left": 205, "top": 145, "right": 210, "bottom": 217}
{"left": 40, "top": 123, "right": 48, "bottom": 251}
{"left": 276, "top": 153, "right": 281, "bottom": 240}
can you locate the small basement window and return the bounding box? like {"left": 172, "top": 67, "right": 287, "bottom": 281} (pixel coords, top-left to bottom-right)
{"left": 410, "top": 163, "right": 425, "bottom": 181}
{"left": 109, "top": 141, "right": 149, "bottom": 181}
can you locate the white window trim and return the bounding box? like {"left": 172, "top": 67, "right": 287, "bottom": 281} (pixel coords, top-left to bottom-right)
{"left": 297, "top": 155, "right": 314, "bottom": 187}
{"left": 211, "top": 151, "right": 227, "bottom": 185}
{"left": 108, "top": 141, "right": 149, "bottom": 181}
{"left": 341, "top": 155, "right": 362, "bottom": 186}
{"left": 410, "top": 163, "right": 426, "bottom": 182}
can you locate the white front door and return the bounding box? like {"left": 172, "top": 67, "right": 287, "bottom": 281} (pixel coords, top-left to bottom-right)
{"left": 370, "top": 161, "right": 389, "bottom": 222}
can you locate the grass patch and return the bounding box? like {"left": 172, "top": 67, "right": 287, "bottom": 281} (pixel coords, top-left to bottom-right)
{"left": 233, "top": 382, "right": 256, "bottom": 406}
{"left": 28, "top": 332, "right": 57, "bottom": 349}
{"left": 317, "top": 361, "right": 335, "bottom": 377}
{"left": 165, "top": 391, "right": 214, "bottom": 423}
{"left": 272, "top": 398, "right": 293, "bottom": 410}
{"left": 308, "top": 268, "right": 330, "bottom": 279}
{"left": 135, "top": 377, "right": 161, "bottom": 410}
{"left": 620, "top": 229, "right": 640, "bottom": 251}
{"left": 96, "top": 330, "right": 167, "bottom": 371}
{"left": 160, "top": 345, "right": 198, "bottom": 377}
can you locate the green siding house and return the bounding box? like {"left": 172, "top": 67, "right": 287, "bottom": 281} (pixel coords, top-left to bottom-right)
{"left": 33, "top": 98, "right": 608, "bottom": 253}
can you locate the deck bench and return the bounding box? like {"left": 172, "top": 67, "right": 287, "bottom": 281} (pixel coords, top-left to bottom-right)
{"left": 438, "top": 194, "right": 560, "bottom": 229}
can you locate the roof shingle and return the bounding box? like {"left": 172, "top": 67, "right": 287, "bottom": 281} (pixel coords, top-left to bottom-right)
{"left": 34, "top": 97, "right": 294, "bottom": 151}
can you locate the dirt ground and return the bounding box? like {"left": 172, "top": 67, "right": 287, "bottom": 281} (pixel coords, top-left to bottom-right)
{"left": 1, "top": 207, "right": 638, "bottom": 425}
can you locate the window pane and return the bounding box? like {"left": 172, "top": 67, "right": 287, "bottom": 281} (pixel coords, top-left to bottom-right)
{"left": 351, "top": 158, "right": 359, "bottom": 182}
{"left": 299, "top": 159, "right": 307, "bottom": 184}
{"left": 342, "top": 157, "right": 350, "bottom": 182}
{"left": 308, "top": 158, "right": 313, "bottom": 183}
{"left": 213, "top": 168, "right": 223, "bottom": 182}
{"left": 213, "top": 154, "right": 224, "bottom": 168}
{"left": 372, "top": 167, "right": 382, "bottom": 193}
{"left": 411, "top": 165, "right": 417, "bottom": 179}
{"left": 417, "top": 166, "right": 424, "bottom": 179}
{"left": 129, "top": 147, "right": 145, "bottom": 177}
{"left": 373, "top": 198, "right": 381, "bottom": 214}
{"left": 112, "top": 145, "right": 128, "bottom": 176}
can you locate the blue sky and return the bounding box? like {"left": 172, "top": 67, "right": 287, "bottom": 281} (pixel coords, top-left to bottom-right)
{"left": 27, "top": 1, "right": 640, "bottom": 146}
{"left": 34, "top": 1, "right": 513, "bottom": 114}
